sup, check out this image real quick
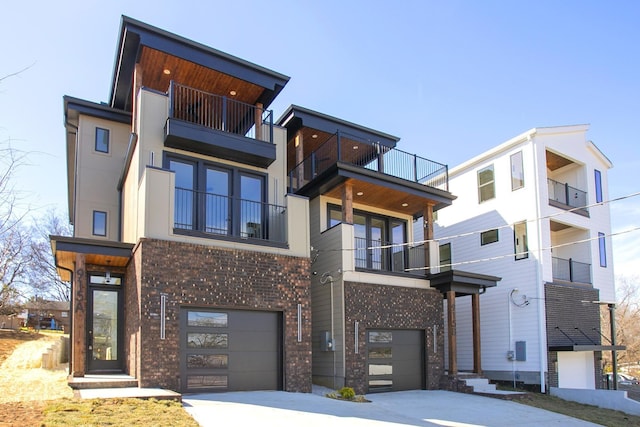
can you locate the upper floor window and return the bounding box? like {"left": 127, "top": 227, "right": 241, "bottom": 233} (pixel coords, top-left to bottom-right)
{"left": 477, "top": 165, "right": 495, "bottom": 203}
{"left": 481, "top": 229, "right": 499, "bottom": 245}
{"left": 95, "top": 128, "right": 110, "bottom": 153}
{"left": 598, "top": 232, "right": 607, "bottom": 267}
{"left": 439, "top": 243, "right": 451, "bottom": 272}
{"left": 510, "top": 151, "right": 524, "bottom": 191}
{"left": 513, "top": 221, "right": 528, "bottom": 260}
{"left": 93, "top": 210, "right": 107, "bottom": 236}
{"left": 594, "top": 170, "right": 603, "bottom": 203}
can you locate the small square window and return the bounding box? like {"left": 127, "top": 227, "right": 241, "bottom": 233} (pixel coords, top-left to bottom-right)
{"left": 95, "top": 128, "right": 110, "bottom": 153}
{"left": 481, "top": 229, "right": 499, "bottom": 245}
{"left": 93, "top": 211, "right": 107, "bottom": 236}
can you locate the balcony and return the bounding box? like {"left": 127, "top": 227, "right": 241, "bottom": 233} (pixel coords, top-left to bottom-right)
{"left": 354, "top": 237, "right": 427, "bottom": 277}
{"left": 164, "top": 82, "right": 276, "bottom": 168}
{"left": 548, "top": 178, "right": 589, "bottom": 216}
{"left": 552, "top": 257, "right": 592, "bottom": 284}
{"left": 174, "top": 187, "right": 286, "bottom": 245}
{"left": 289, "top": 131, "right": 448, "bottom": 193}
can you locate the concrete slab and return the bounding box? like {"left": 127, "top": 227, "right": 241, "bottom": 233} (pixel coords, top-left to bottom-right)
{"left": 76, "top": 387, "right": 181, "bottom": 401}
{"left": 182, "top": 387, "right": 600, "bottom": 426}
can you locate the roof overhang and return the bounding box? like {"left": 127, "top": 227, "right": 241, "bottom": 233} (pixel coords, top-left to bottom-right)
{"left": 429, "top": 269, "right": 501, "bottom": 297}
{"left": 50, "top": 235, "right": 134, "bottom": 282}
{"left": 110, "top": 16, "right": 290, "bottom": 111}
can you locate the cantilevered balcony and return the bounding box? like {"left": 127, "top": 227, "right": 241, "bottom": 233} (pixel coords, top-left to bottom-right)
{"left": 288, "top": 131, "right": 449, "bottom": 193}
{"left": 548, "top": 178, "right": 589, "bottom": 216}
{"left": 354, "top": 237, "right": 427, "bottom": 277}
{"left": 552, "top": 256, "right": 592, "bottom": 284}
{"left": 165, "top": 82, "right": 276, "bottom": 168}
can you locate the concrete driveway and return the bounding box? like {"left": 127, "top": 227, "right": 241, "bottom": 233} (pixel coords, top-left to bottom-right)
{"left": 182, "top": 387, "right": 600, "bottom": 427}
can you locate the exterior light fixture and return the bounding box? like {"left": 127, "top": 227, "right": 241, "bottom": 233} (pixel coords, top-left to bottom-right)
{"left": 163, "top": 69, "right": 171, "bottom": 75}
{"left": 353, "top": 145, "right": 359, "bottom": 150}
{"left": 229, "top": 90, "right": 237, "bottom": 96}
{"left": 356, "top": 191, "right": 364, "bottom": 196}
{"left": 402, "top": 203, "right": 409, "bottom": 207}
{"left": 311, "top": 134, "right": 318, "bottom": 139}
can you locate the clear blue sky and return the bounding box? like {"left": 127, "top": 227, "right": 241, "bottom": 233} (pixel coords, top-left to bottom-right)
{"left": 1, "top": 1, "right": 639, "bottom": 277}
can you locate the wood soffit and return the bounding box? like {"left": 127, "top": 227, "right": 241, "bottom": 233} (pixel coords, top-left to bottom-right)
{"left": 546, "top": 149, "right": 575, "bottom": 171}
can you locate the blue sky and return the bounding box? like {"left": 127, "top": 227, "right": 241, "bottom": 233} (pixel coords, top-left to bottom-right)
{"left": 1, "top": 1, "right": 639, "bottom": 277}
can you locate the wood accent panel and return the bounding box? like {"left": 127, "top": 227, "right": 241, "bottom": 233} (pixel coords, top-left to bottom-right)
{"left": 472, "top": 293, "right": 481, "bottom": 374}
{"left": 138, "top": 47, "right": 265, "bottom": 106}
{"left": 546, "top": 149, "right": 575, "bottom": 171}
{"left": 72, "top": 253, "right": 87, "bottom": 377}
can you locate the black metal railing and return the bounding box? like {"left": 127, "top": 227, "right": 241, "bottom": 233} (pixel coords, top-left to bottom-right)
{"left": 174, "top": 188, "right": 286, "bottom": 243}
{"left": 548, "top": 178, "right": 588, "bottom": 212}
{"left": 289, "top": 131, "right": 448, "bottom": 192}
{"left": 168, "top": 81, "right": 274, "bottom": 143}
{"left": 354, "top": 237, "right": 427, "bottom": 277}
{"left": 552, "top": 256, "right": 592, "bottom": 284}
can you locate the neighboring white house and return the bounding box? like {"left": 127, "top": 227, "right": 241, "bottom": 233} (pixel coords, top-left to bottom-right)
{"left": 431, "top": 124, "right": 615, "bottom": 392}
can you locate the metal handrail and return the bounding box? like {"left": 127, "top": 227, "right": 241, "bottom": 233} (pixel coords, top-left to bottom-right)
{"left": 552, "top": 256, "right": 592, "bottom": 284}
{"left": 548, "top": 178, "right": 588, "bottom": 211}
{"left": 354, "top": 237, "right": 426, "bottom": 277}
{"left": 169, "top": 81, "right": 274, "bottom": 143}
{"left": 289, "top": 131, "right": 448, "bottom": 192}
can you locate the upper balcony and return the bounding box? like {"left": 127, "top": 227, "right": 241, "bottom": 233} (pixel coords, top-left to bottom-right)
{"left": 545, "top": 149, "right": 589, "bottom": 217}
{"left": 548, "top": 178, "right": 589, "bottom": 216}
{"left": 278, "top": 105, "right": 455, "bottom": 218}
{"left": 165, "top": 82, "right": 277, "bottom": 168}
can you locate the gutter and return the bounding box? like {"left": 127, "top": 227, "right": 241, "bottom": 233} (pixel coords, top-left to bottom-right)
{"left": 117, "top": 132, "right": 138, "bottom": 241}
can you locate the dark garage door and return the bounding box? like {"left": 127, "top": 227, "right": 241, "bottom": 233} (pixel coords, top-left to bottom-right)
{"left": 180, "top": 308, "right": 282, "bottom": 393}
{"left": 367, "top": 329, "right": 423, "bottom": 393}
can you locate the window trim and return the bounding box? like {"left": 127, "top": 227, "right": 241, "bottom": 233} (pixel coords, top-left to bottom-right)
{"left": 510, "top": 151, "right": 524, "bottom": 191}
{"left": 513, "top": 221, "right": 529, "bottom": 260}
{"left": 92, "top": 210, "right": 107, "bottom": 236}
{"left": 477, "top": 164, "right": 495, "bottom": 203}
{"left": 598, "top": 232, "right": 607, "bottom": 267}
{"left": 594, "top": 169, "right": 603, "bottom": 203}
{"left": 480, "top": 229, "right": 499, "bottom": 246}
{"left": 95, "top": 127, "right": 110, "bottom": 153}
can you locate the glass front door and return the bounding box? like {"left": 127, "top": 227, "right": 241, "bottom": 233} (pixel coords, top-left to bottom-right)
{"left": 87, "top": 274, "right": 122, "bottom": 372}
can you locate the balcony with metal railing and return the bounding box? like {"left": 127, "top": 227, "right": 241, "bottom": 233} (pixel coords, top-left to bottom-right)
{"left": 552, "top": 256, "right": 592, "bottom": 284}
{"left": 288, "top": 131, "right": 449, "bottom": 193}
{"left": 164, "top": 82, "right": 277, "bottom": 168}
{"left": 173, "top": 187, "right": 287, "bottom": 245}
{"left": 548, "top": 178, "right": 589, "bottom": 216}
{"left": 354, "top": 237, "right": 427, "bottom": 277}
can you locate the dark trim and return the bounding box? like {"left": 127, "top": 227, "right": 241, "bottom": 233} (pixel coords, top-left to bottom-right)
{"left": 64, "top": 96, "right": 131, "bottom": 125}
{"left": 548, "top": 199, "right": 590, "bottom": 217}
{"left": 549, "top": 345, "right": 626, "bottom": 352}
{"left": 277, "top": 104, "right": 399, "bottom": 148}
{"left": 429, "top": 269, "right": 501, "bottom": 296}
{"left": 50, "top": 235, "right": 134, "bottom": 258}
{"left": 117, "top": 133, "right": 138, "bottom": 191}
{"left": 173, "top": 228, "right": 288, "bottom": 250}
{"left": 111, "top": 16, "right": 290, "bottom": 111}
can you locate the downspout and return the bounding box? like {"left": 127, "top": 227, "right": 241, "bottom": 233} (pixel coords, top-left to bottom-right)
{"left": 530, "top": 134, "right": 547, "bottom": 393}
{"left": 117, "top": 132, "right": 138, "bottom": 241}
{"left": 65, "top": 120, "right": 79, "bottom": 226}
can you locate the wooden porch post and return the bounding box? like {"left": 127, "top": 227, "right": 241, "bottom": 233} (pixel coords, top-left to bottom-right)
{"left": 255, "top": 102, "right": 264, "bottom": 141}
{"left": 342, "top": 180, "right": 353, "bottom": 225}
{"left": 472, "top": 293, "right": 482, "bottom": 374}
{"left": 423, "top": 204, "right": 434, "bottom": 274}
{"left": 295, "top": 131, "right": 304, "bottom": 189}
{"left": 72, "top": 253, "right": 87, "bottom": 377}
{"left": 447, "top": 290, "right": 457, "bottom": 375}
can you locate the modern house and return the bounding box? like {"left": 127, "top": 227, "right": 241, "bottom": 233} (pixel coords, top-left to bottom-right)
{"left": 278, "top": 106, "right": 500, "bottom": 394}
{"left": 51, "top": 16, "right": 312, "bottom": 393}
{"left": 431, "top": 125, "right": 618, "bottom": 392}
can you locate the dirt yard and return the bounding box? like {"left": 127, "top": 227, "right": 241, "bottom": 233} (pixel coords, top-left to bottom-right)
{"left": 0, "top": 329, "right": 72, "bottom": 426}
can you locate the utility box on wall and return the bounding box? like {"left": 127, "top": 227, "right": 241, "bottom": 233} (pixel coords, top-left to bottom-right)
{"left": 515, "top": 341, "right": 526, "bottom": 361}
{"left": 320, "top": 331, "right": 334, "bottom": 351}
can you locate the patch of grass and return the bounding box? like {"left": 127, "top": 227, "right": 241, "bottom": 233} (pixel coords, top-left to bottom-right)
{"left": 513, "top": 391, "right": 640, "bottom": 427}
{"left": 43, "top": 398, "right": 200, "bottom": 426}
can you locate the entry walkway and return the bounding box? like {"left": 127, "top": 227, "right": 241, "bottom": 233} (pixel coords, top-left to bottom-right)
{"left": 182, "top": 387, "right": 599, "bottom": 426}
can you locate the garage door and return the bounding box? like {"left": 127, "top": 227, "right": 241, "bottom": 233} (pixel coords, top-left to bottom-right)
{"left": 180, "top": 308, "right": 282, "bottom": 393}
{"left": 367, "top": 329, "right": 424, "bottom": 393}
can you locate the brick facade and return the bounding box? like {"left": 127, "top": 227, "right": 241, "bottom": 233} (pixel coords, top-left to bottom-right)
{"left": 343, "top": 281, "right": 444, "bottom": 394}
{"left": 125, "top": 238, "right": 312, "bottom": 392}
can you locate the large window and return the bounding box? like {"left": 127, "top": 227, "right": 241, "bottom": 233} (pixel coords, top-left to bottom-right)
{"left": 477, "top": 165, "right": 495, "bottom": 203}
{"left": 510, "top": 151, "right": 524, "bottom": 191}
{"left": 95, "top": 128, "right": 110, "bottom": 153}
{"left": 598, "top": 232, "right": 607, "bottom": 267}
{"left": 328, "top": 205, "right": 407, "bottom": 273}
{"left": 514, "top": 221, "right": 528, "bottom": 260}
{"left": 594, "top": 170, "right": 603, "bottom": 203}
{"left": 166, "top": 154, "right": 266, "bottom": 239}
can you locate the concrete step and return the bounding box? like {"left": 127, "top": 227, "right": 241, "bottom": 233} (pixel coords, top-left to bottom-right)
{"left": 463, "top": 378, "right": 497, "bottom": 392}
{"left": 68, "top": 374, "right": 138, "bottom": 389}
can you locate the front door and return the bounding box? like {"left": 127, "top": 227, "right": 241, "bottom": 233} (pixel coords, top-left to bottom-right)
{"left": 87, "top": 273, "right": 123, "bottom": 372}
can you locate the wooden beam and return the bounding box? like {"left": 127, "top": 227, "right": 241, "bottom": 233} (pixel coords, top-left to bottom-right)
{"left": 424, "top": 204, "right": 434, "bottom": 273}
{"left": 72, "top": 253, "right": 87, "bottom": 377}
{"left": 472, "top": 293, "right": 482, "bottom": 374}
{"left": 342, "top": 180, "right": 354, "bottom": 224}
{"left": 255, "top": 102, "right": 263, "bottom": 141}
{"left": 447, "top": 290, "right": 457, "bottom": 375}
{"left": 295, "top": 131, "right": 304, "bottom": 188}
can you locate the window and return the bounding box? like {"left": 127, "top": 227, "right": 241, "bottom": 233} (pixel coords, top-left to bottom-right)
{"left": 92, "top": 210, "right": 107, "bottom": 236}
{"left": 477, "top": 165, "right": 495, "bottom": 203}
{"left": 61, "top": 312, "right": 69, "bottom": 318}
{"left": 480, "top": 229, "right": 499, "bottom": 245}
{"left": 514, "top": 221, "right": 528, "bottom": 260}
{"left": 598, "top": 232, "right": 607, "bottom": 267}
{"left": 595, "top": 170, "right": 603, "bottom": 203}
{"left": 510, "top": 151, "right": 524, "bottom": 190}
{"left": 439, "top": 243, "right": 451, "bottom": 272}
{"left": 95, "top": 128, "right": 110, "bottom": 153}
